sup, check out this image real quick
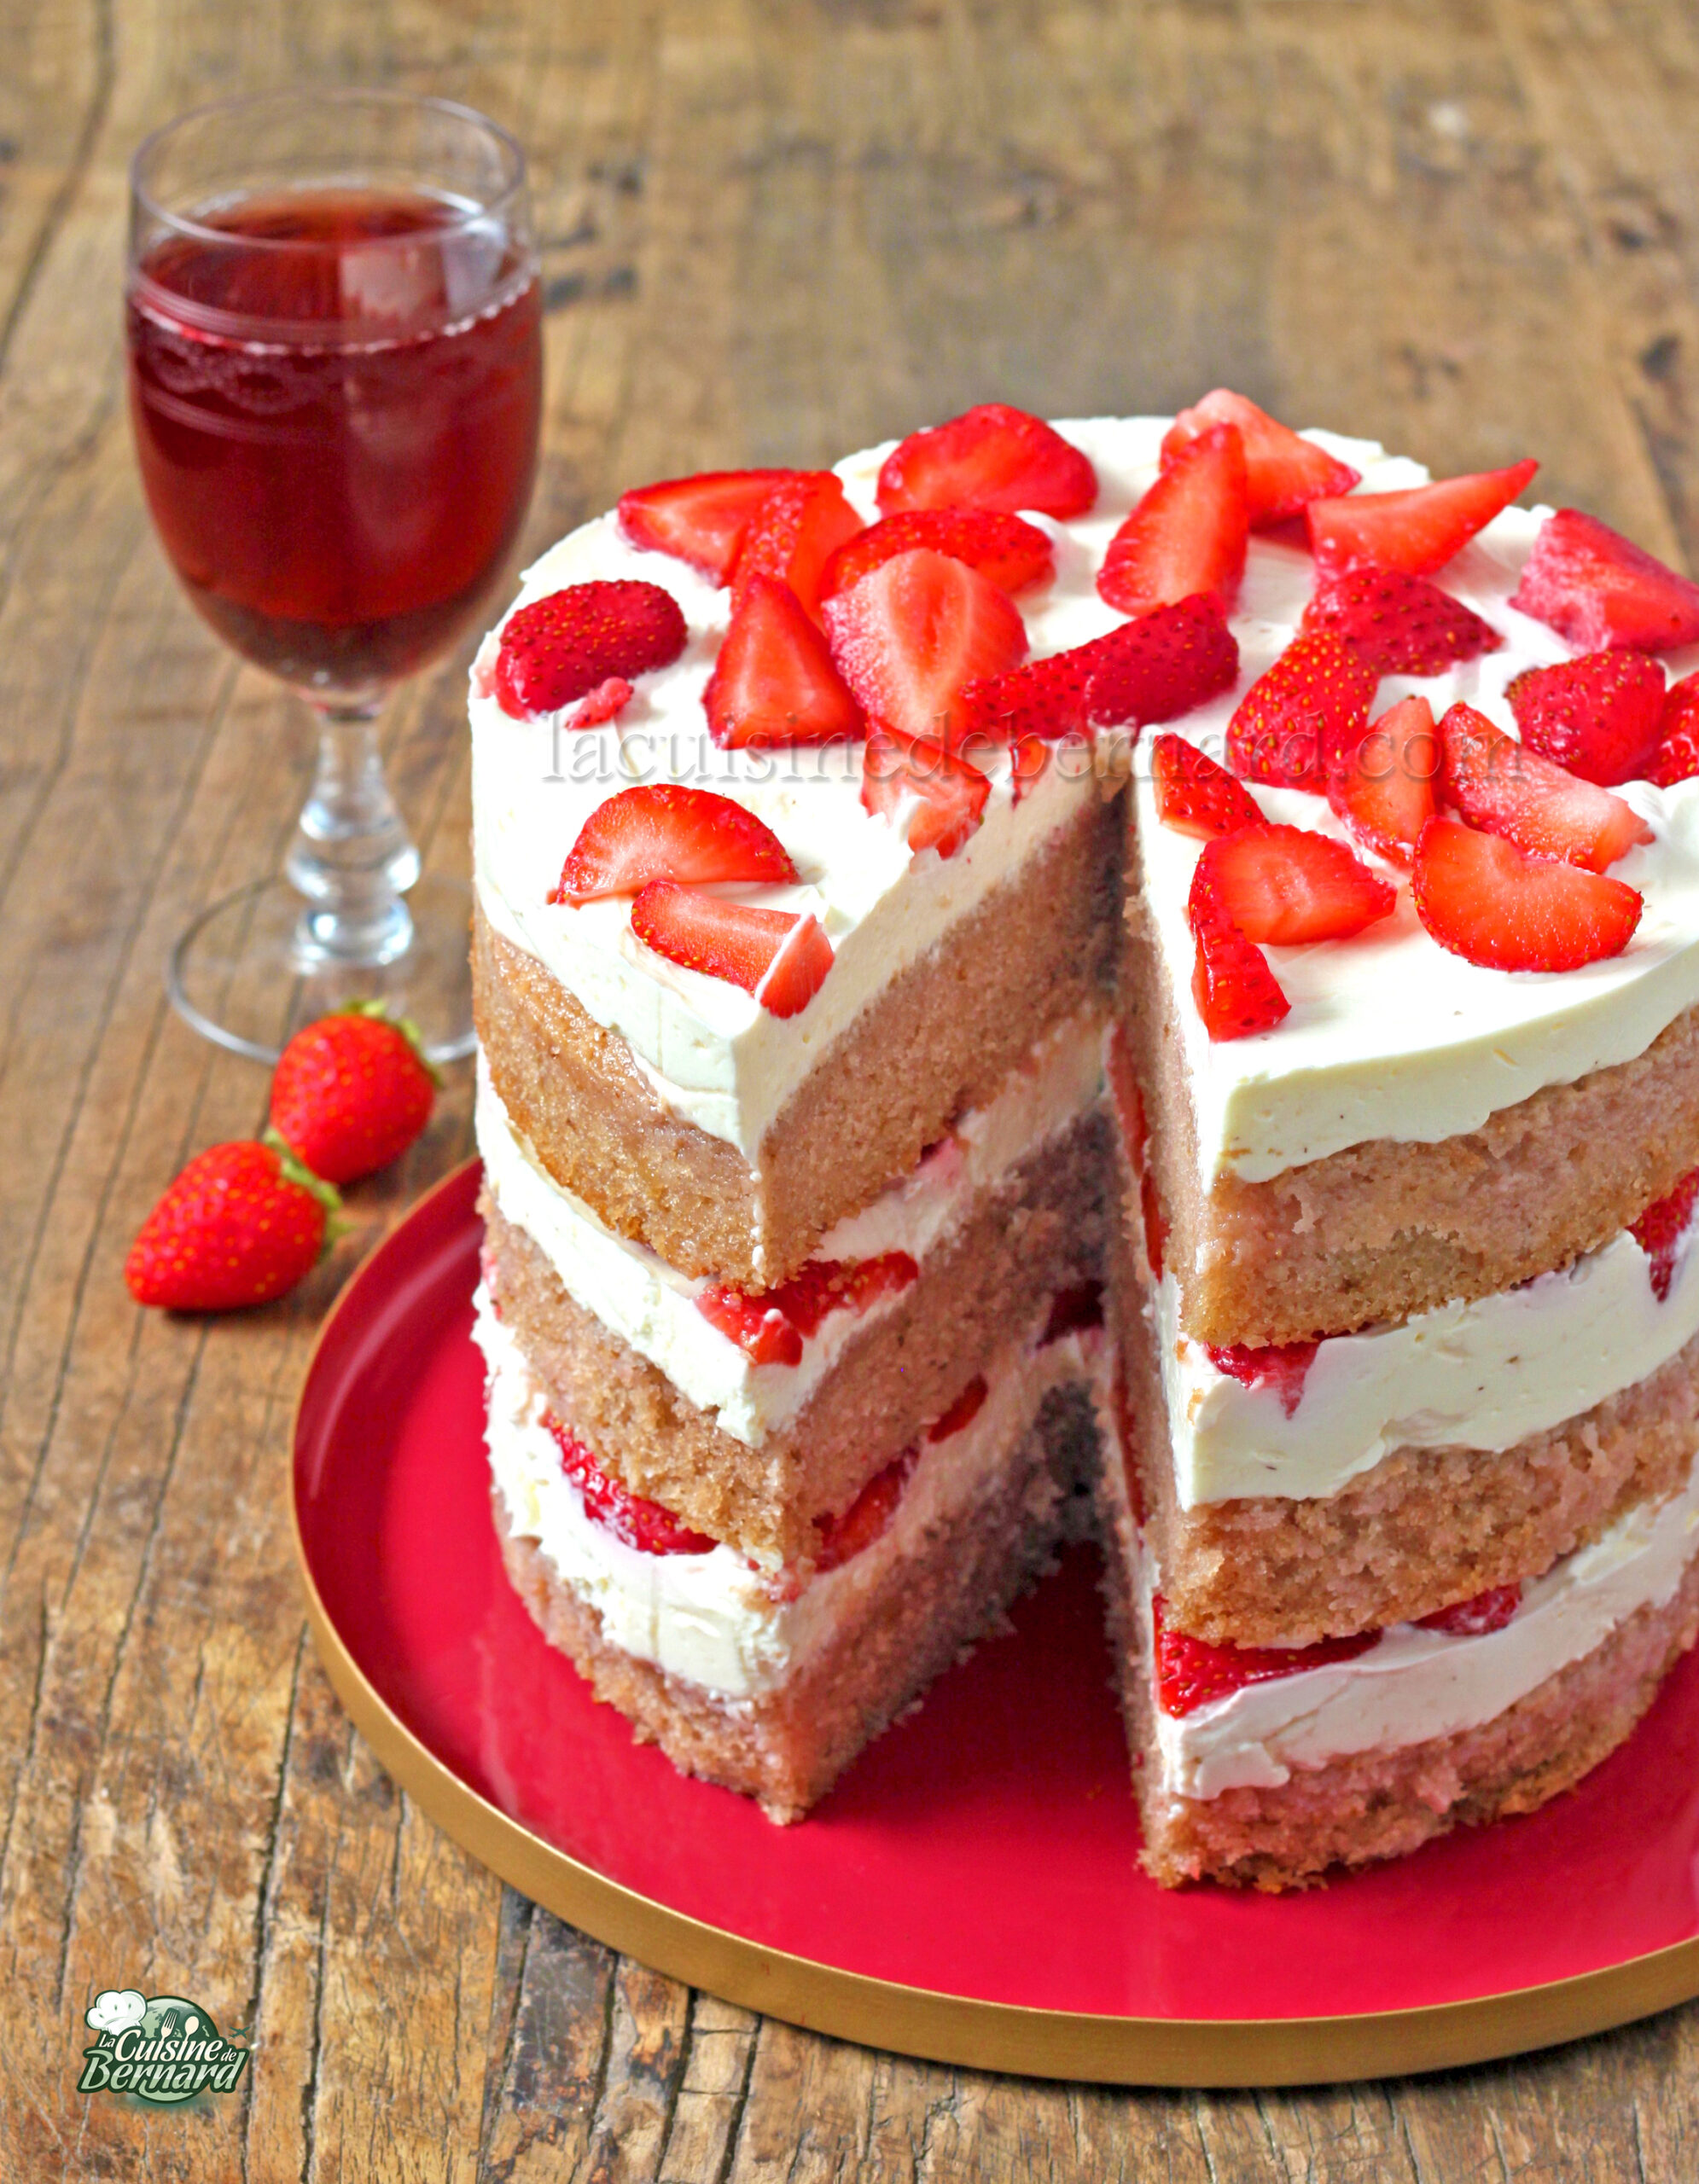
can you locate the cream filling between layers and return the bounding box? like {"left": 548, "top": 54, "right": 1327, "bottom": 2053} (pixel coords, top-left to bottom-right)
{"left": 1138, "top": 1463, "right": 1699, "bottom": 1801}
{"left": 1149, "top": 1195, "right": 1699, "bottom": 1507}
{"left": 476, "top": 1284, "right": 1091, "bottom": 1701}
{"left": 477, "top": 1007, "right": 1105, "bottom": 1446}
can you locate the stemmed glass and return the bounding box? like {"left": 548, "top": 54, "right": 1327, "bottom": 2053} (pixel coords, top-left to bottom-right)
{"left": 125, "top": 90, "right": 544, "bottom": 1062}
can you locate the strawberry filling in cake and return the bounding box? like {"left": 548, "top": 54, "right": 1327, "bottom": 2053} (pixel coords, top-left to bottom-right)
{"left": 469, "top": 391, "right": 1699, "bottom": 1882}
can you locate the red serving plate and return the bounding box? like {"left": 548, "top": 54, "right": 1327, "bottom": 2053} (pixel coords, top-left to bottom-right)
{"left": 292, "top": 1160, "right": 1699, "bottom": 2083}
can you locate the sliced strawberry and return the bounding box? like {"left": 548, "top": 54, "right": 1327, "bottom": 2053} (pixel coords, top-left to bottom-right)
{"left": 1328, "top": 694, "right": 1440, "bottom": 868}
{"left": 495, "top": 581, "right": 689, "bottom": 720}
{"left": 617, "top": 468, "right": 804, "bottom": 584}
{"left": 703, "top": 574, "right": 863, "bottom": 748}
{"left": 697, "top": 1251, "right": 918, "bottom": 1367}
{"left": 1416, "top": 1583, "right": 1522, "bottom": 1636}
{"left": 1411, "top": 815, "right": 1643, "bottom": 971}
{"left": 1190, "top": 896, "right": 1290, "bottom": 1040}
{"left": 1161, "top": 388, "right": 1362, "bottom": 525}
{"left": 732, "top": 473, "right": 864, "bottom": 624}
{"left": 1225, "top": 628, "right": 1378, "bottom": 788}
{"left": 1189, "top": 823, "right": 1396, "bottom": 945}
{"left": 1152, "top": 733, "right": 1264, "bottom": 839}
{"left": 1438, "top": 701, "right": 1652, "bottom": 873}
{"left": 818, "top": 507, "right": 1055, "bottom": 602}
{"left": 876, "top": 404, "right": 1097, "bottom": 519}
{"left": 567, "top": 675, "right": 635, "bottom": 729}
{"left": 813, "top": 1448, "right": 919, "bottom": 1572}
{"left": 547, "top": 1416, "right": 716, "bottom": 1554}
{"left": 1510, "top": 508, "right": 1699, "bottom": 652}
{"left": 1630, "top": 1165, "right": 1699, "bottom": 1302}
{"left": 823, "top": 547, "right": 1027, "bottom": 745}
{"left": 1307, "top": 459, "right": 1539, "bottom": 577}
{"left": 957, "top": 594, "right": 1238, "bottom": 746}
{"left": 1204, "top": 1340, "right": 1319, "bottom": 1419}
{"left": 1096, "top": 423, "right": 1249, "bottom": 619}
{"left": 1300, "top": 566, "right": 1503, "bottom": 677}
{"left": 1152, "top": 1594, "right": 1378, "bottom": 1717}
{"left": 859, "top": 724, "right": 991, "bottom": 857}
{"left": 928, "top": 1374, "right": 990, "bottom": 1441}
{"left": 1504, "top": 650, "right": 1667, "bottom": 786}
{"left": 1040, "top": 1281, "right": 1104, "bottom": 1344}
{"left": 630, "top": 881, "right": 833, "bottom": 1017}
{"left": 552, "top": 784, "right": 797, "bottom": 905}
{"left": 1652, "top": 671, "right": 1699, "bottom": 787}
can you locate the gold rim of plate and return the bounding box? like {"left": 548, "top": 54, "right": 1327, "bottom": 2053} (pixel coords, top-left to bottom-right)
{"left": 289, "top": 1159, "right": 1699, "bottom": 2087}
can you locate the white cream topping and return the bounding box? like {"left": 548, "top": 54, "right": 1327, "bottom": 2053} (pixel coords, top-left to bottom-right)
{"left": 477, "top": 1006, "right": 1105, "bottom": 1446}
{"left": 1151, "top": 1189, "right": 1699, "bottom": 1507}
{"left": 1143, "top": 1459, "right": 1699, "bottom": 1799}
{"left": 473, "top": 414, "right": 1699, "bottom": 1188}
{"left": 475, "top": 1283, "right": 1089, "bottom": 1700}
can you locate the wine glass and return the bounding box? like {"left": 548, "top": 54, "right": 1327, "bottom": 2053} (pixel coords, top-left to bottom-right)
{"left": 126, "top": 90, "right": 544, "bottom": 1063}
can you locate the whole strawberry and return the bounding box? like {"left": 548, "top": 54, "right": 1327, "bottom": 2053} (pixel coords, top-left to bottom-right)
{"left": 269, "top": 1003, "right": 437, "bottom": 1184}
{"left": 125, "top": 1141, "right": 338, "bottom": 1312}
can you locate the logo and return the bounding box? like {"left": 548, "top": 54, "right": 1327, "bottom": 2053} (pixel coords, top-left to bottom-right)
{"left": 78, "top": 1989, "right": 251, "bottom": 2105}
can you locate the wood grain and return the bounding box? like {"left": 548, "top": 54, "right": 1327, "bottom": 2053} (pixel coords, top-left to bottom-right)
{"left": 3, "top": 0, "right": 1699, "bottom": 2174}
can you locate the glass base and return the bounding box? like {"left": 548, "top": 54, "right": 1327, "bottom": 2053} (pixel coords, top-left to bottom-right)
{"left": 167, "top": 873, "right": 475, "bottom": 1066}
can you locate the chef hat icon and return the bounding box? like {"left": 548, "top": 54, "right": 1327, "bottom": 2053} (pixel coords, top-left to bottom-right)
{"left": 85, "top": 1989, "right": 147, "bottom": 2036}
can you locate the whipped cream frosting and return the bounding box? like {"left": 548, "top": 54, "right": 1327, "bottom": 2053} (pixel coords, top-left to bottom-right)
{"left": 1150, "top": 1188, "right": 1699, "bottom": 1507}
{"left": 476, "top": 1284, "right": 1091, "bottom": 1700}
{"left": 1142, "top": 1461, "right": 1699, "bottom": 1800}
{"left": 477, "top": 1004, "right": 1105, "bottom": 1445}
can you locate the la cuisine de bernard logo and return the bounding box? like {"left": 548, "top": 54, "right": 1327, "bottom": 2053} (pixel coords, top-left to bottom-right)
{"left": 78, "top": 1989, "right": 251, "bottom": 2104}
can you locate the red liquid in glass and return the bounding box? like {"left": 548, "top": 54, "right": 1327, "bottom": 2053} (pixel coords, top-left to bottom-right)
{"left": 127, "top": 188, "right": 543, "bottom": 696}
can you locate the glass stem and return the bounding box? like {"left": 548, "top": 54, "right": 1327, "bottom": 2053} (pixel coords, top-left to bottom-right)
{"left": 285, "top": 701, "right": 422, "bottom": 974}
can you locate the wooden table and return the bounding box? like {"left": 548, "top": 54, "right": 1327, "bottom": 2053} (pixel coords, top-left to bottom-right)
{"left": 6, "top": 0, "right": 1699, "bottom": 2172}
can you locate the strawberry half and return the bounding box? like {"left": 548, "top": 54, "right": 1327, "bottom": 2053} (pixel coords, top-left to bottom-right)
{"left": 1300, "top": 566, "right": 1503, "bottom": 677}
{"left": 1189, "top": 823, "right": 1396, "bottom": 944}
{"left": 818, "top": 507, "right": 1055, "bottom": 602}
{"left": 269, "top": 1003, "right": 437, "bottom": 1184}
{"left": 1151, "top": 733, "right": 1264, "bottom": 839}
{"left": 1190, "top": 895, "right": 1290, "bottom": 1041}
{"left": 1416, "top": 1583, "right": 1522, "bottom": 1636}
{"left": 1411, "top": 815, "right": 1644, "bottom": 971}
{"left": 618, "top": 468, "right": 804, "bottom": 584}
{"left": 630, "top": 880, "right": 833, "bottom": 1016}
{"left": 876, "top": 403, "right": 1097, "bottom": 519}
{"left": 823, "top": 546, "right": 1027, "bottom": 745}
{"left": 860, "top": 724, "right": 991, "bottom": 857}
{"left": 1652, "top": 671, "right": 1699, "bottom": 787}
{"left": 1307, "top": 458, "right": 1539, "bottom": 577}
{"left": 957, "top": 594, "right": 1238, "bottom": 746}
{"left": 1630, "top": 1165, "right": 1699, "bottom": 1301}
{"left": 1161, "top": 388, "right": 1362, "bottom": 525}
{"left": 1510, "top": 508, "right": 1699, "bottom": 653}
{"left": 1204, "top": 1340, "right": 1319, "bottom": 1419}
{"left": 1328, "top": 694, "right": 1440, "bottom": 868}
{"left": 1504, "top": 649, "right": 1667, "bottom": 786}
{"left": 813, "top": 1449, "right": 919, "bottom": 1571}
{"left": 1151, "top": 1594, "right": 1377, "bottom": 1717}
{"left": 732, "top": 473, "right": 864, "bottom": 624}
{"left": 495, "top": 581, "right": 689, "bottom": 720}
{"left": 703, "top": 574, "right": 863, "bottom": 748}
{"left": 1225, "top": 628, "right": 1378, "bottom": 788}
{"left": 125, "top": 1141, "right": 337, "bottom": 1312}
{"left": 552, "top": 784, "right": 798, "bottom": 905}
{"left": 1439, "top": 701, "right": 1652, "bottom": 873}
{"left": 1096, "top": 423, "right": 1249, "bottom": 619}
{"left": 547, "top": 1416, "right": 715, "bottom": 1554}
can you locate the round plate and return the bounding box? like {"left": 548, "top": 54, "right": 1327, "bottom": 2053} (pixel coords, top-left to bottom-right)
{"left": 292, "top": 1160, "right": 1699, "bottom": 2085}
